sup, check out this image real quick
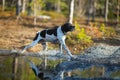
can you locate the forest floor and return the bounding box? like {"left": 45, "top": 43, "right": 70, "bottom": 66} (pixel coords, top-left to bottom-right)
{"left": 0, "top": 14, "right": 120, "bottom": 54}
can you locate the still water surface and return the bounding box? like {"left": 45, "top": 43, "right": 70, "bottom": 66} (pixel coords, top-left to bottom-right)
{"left": 0, "top": 56, "right": 120, "bottom": 80}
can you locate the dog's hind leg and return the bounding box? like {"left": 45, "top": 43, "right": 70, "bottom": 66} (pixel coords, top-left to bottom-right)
{"left": 21, "top": 40, "right": 39, "bottom": 53}
{"left": 22, "top": 32, "right": 41, "bottom": 53}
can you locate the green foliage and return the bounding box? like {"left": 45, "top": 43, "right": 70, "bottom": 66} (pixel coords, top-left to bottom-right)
{"left": 67, "top": 22, "right": 116, "bottom": 53}
{"left": 99, "top": 24, "right": 106, "bottom": 33}
{"left": 67, "top": 21, "right": 93, "bottom": 53}
{"left": 99, "top": 23, "right": 116, "bottom": 37}
{"left": 60, "top": 1, "right": 69, "bottom": 16}
{"left": 73, "top": 21, "right": 92, "bottom": 43}
{"left": 108, "top": 10, "right": 116, "bottom": 19}
{"left": 76, "top": 28, "right": 92, "bottom": 43}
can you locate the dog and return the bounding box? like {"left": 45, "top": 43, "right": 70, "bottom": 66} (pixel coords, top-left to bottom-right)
{"left": 22, "top": 23, "right": 75, "bottom": 59}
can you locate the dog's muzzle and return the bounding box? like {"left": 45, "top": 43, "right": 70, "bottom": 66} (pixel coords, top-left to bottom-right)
{"left": 70, "top": 26, "right": 75, "bottom": 31}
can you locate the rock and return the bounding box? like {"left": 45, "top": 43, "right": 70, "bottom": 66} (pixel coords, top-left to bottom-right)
{"left": 54, "top": 45, "right": 120, "bottom": 79}
{"left": 64, "top": 77, "right": 119, "bottom": 80}
{"left": 55, "top": 61, "right": 92, "bottom": 72}
{"left": 37, "top": 15, "right": 51, "bottom": 19}
{"left": 80, "top": 45, "right": 120, "bottom": 58}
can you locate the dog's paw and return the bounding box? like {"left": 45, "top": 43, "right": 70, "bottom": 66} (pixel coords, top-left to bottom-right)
{"left": 70, "top": 55, "right": 78, "bottom": 61}
{"left": 56, "top": 53, "right": 63, "bottom": 57}
{"left": 21, "top": 50, "right": 26, "bottom": 54}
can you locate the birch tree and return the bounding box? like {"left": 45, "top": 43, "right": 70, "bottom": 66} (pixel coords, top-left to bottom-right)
{"left": 68, "top": 0, "right": 75, "bottom": 24}
{"left": 27, "top": 0, "right": 32, "bottom": 16}
{"left": 22, "top": 0, "right": 26, "bottom": 13}
{"left": 56, "top": 0, "right": 61, "bottom": 13}
{"left": 34, "top": 0, "right": 37, "bottom": 25}
{"left": 75, "top": 0, "right": 87, "bottom": 17}
{"left": 33, "top": 0, "right": 43, "bottom": 24}
{"left": 16, "top": 0, "right": 22, "bottom": 20}
{"left": 2, "top": 0, "right": 5, "bottom": 12}
{"left": 117, "top": 0, "right": 120, "bottom": 24}
{"left": 105, "top": 0, "right": 109, "bottom": 23}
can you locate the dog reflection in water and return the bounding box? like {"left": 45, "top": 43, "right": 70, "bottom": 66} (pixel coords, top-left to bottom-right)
{"left": 28, "top": 60, "right": 50, "bottom": 80}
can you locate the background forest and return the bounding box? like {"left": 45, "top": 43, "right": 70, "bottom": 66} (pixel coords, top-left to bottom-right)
{"left": 0, "top": 0, "right": 120, "bottom": 53}
{"left": 0, "top": 0, "right": 120, "bottom": 21}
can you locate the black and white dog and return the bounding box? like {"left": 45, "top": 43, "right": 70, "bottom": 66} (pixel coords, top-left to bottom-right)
{"left": 22, "top": 23, "right": 75, "bottom": 58}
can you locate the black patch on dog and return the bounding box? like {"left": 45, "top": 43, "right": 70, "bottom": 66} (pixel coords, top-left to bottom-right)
{"left": 33, "top": 30, "right": 46, "bottom": 41}
{"left": 33, "top": 33, "right": 39, "bottom": 41}
{"left": 40, "top": 30, "right": 46, "bottom": 38}
{"left": 61, "top": 23, "right": 75, "bottom": 34}
{"left": 46, "top": 27, "right": 58, "bottom": 36}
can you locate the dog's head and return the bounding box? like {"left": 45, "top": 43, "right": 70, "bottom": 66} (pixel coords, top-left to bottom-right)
{"left": 61, "top": 23, "right": 75, "bottom": 34}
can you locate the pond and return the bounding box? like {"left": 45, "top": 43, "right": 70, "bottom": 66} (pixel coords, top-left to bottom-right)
{"left": 0, "top": 55, "right": 120, "bottom": 80}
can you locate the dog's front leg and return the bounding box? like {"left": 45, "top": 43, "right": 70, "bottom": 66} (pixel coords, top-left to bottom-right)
{"left": 62, "top": 43, "right": 73, "bottom": 57}
{"left": 59, "top": 38, "right": 73, "bottom": 58}
{"left": 59, "top": 44, "right": 63, "bottom": 54}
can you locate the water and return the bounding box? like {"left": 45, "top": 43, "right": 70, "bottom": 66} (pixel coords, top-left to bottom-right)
{"left": 0, "top": 56, "right": 120, "bottom": 80}
{"left": 0, "top": 56, "right": 40, "bottom": 80}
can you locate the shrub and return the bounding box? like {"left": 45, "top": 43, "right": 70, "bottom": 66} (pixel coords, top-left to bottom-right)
{"left": 67, "top": 21, "right": 93, "bottom": 53}
{"left": 99, "top": 23, "right": 116, "bottom": 37}
{"left": 85, "top": 25, "right": 103, "bottom": 38}
{"left": 66, "top": 22, "right": 116, "bottom": 54}
{"left": 86, "top": 23, "right": 116, "bottom": 38}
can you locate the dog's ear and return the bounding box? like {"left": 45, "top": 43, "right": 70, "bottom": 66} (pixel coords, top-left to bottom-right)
{"left": 62, "top": 23, "right": 72, "bottom": 27}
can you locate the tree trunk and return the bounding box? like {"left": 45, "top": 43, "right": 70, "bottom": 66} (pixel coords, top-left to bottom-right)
{"left": 87, "top": 0, "right": 94, "bottom": 24}
{"left": 57, "top": 0, "right": 61, "bottom": 13}
{"left": 117, "top": 0, "right": 120, "bottom": 24}
{"left": 68, "top": 0, "right": 75, "bottom": 24}
{"left": 2, "top": 0, "right": 5, "bottom": 12}
{"left": 92, "top": 0, "right": 96, "bottom": 22}
{"left": 27, "top": 0, "right": 32, "bottom": 16}
{"left": 105, "top": 0, "right": 109, "bottom": 23}
{"left": 16, "top": 0, "right": 22, "bottom": 20}
{"left": 22, "top": 0, "right": 26, "bottom": 13}
{"left": 34, "top": 0, "right": 37, "bottom": 25}
{"left": 16, "top": 0, "right": 22, "bottom": 16}
{"left": 75, "top": 0, "right": 84, "bottom": 17}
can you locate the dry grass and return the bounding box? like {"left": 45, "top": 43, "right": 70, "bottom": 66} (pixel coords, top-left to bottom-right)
{"left": 0, "top": 18, "right": 41, "bottom": 51}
